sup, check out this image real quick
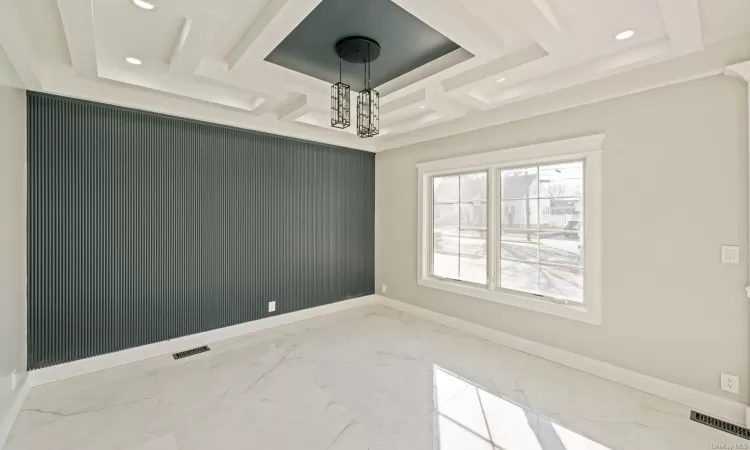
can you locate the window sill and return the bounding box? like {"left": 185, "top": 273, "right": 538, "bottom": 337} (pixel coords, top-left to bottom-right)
{"left": 417, "top": 277, "right": 601, "bottom": 325}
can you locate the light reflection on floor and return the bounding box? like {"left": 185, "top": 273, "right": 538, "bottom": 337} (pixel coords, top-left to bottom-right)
{"left": 13, "top": 306, "right": 741, "bottom": 450}
{"left": 434, "top": 366, "right": 611, "bottom": 450}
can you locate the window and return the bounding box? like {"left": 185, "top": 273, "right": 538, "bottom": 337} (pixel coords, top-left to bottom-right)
{"left": 499, "top": 161, "right": 583, "bottom": 302}
{"left": 431, "top": 172, "right": 487, "bottom": 284}
{"left": 417, "top": 135, "right": 603, "bottom": 324}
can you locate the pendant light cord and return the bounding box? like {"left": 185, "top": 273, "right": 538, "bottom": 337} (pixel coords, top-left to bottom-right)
{"left": 367, "top": 44, "right": 371, "bottom": 90}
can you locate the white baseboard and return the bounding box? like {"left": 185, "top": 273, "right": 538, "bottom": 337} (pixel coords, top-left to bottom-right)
{"left": 0, "top": 374, "right": 30, "bottom": 450}
{"left": 375, "top": 295, "right": 747, "bottom": 426}
{"left": 28, "top": 295, "right": 378, "bottom": 387}
{"left": 15, "top": 292, "right": 746, "bottom": 436}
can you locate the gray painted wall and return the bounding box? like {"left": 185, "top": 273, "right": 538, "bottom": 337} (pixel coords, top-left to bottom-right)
{"left": 0, "top": 82, "right": 27, "bottom": 432}
{"left": 27, "top": 93, "right": 375, "bottom": 370}
{"left": 376, "top": 75, "right": 749, "bottom": 403}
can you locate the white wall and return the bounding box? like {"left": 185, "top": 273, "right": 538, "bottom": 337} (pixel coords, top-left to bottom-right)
{"left": 0, "top": 61, "right": 27, "bottom": 427}
{"left": 376, "top": 75, "right": 749, "bottom": 403}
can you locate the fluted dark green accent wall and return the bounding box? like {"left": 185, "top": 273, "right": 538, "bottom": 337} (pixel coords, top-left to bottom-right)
{"left": 27, "top": 92, "right": 375, "bottom": 370}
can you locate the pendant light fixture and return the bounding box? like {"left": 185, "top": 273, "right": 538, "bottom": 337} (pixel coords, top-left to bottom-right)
{"left": 333, "top": 36, "right": 381, "bottom": 138}
{"left": 356, "top": 41, "right": 379, "bottom": 138}
{"left": 330, "top": 56, "right": 350, "bottom": 129}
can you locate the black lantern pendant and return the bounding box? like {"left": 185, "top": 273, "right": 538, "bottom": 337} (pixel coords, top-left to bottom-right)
{"left": 357, "top": 45, "right": 379, "bottom": 138}
{"left": 330, "top": 57, "right": 350, "bottom": 129}
{"left": 334, "top": 36, "right": 381, "bottom": 138}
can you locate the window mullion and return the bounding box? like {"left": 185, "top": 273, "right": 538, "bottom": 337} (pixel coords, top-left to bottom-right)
{"left": 430, "top": 177, "right": 435, "bottom": 278}
{"left": 536, "top": 165, "right": 541, "bottom": 265}
{"left": 488, "top": 168, "right": 497, "bottom": 290}
{"left": 457, "top": 175, "right": 462, "bottom": 282}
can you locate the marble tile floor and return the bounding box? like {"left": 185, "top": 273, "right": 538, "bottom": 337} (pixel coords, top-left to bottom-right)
{"left": 6, "top": 305, "right": 747, "bottom": 450}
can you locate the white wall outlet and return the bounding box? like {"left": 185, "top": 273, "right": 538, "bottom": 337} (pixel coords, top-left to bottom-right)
{"left": 10, "top": 371, "right": 17, "bottom": 391}
{"left": 381, "top": 284, "right": 387, "bottom": 293}
{"left": 721, "top": 372, "right": 740, "bottom": 394}
{"left": 721, "top": 245, "right": 740, "bottom": 263}
{"left": 268, "top": 301, "right": 276, "bottom": 313}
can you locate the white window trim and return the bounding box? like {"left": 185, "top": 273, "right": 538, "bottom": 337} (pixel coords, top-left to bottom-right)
{"left": 416, "top": 134, "right": 604, "bottom": 325}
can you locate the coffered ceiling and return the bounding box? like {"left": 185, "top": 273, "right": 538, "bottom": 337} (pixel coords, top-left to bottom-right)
{"left": 1, "top": 0, "right": 749, "bottom": 152}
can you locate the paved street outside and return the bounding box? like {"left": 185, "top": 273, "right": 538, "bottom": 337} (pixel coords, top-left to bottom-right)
{"left": 433, "top": 230, "right": 583, "bottom": 302}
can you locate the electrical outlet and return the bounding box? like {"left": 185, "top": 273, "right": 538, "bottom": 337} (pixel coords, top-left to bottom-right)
{"left": 381, "top": 284, "right": 387, "bottom": 294}
{"left": 268, "top": 301, "right": 276, "bottom": 313}
{"left": 10, "top": 371, "right": 17, "bottom": 391}
{"left": 721, "top": 372, "right": 739, "bottom": 394}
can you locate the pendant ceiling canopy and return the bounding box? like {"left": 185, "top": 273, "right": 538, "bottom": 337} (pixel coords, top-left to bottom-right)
{"left": 330, "top": 36, "right": 381, "bottom": 138}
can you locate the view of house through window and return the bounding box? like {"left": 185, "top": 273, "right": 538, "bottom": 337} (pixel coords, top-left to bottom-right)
{"left": 432, "top": 172, "right": 487, "bottom": 285}
{"left": 499, "top": 161, "right": 584, "bottom": 302}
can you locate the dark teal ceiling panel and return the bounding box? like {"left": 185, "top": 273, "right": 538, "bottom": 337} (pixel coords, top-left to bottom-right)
{"left": 265, "top": 0, "right": 463, "bottom": 91}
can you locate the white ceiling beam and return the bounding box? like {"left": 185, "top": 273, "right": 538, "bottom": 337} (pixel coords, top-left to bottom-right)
{"left": 381, "top": 90, "right": 427, "bottom": 116}
{"left": 425, "top": 86, "right": 472, "bottom": 118}
{"left": 494, "top": 0, "right": 571, "bottom": 55}
{"left": 42, "top": 66, "right": 374, "bottom": 151}
{"left": 227, "top": 0, "right": 321, "bottom": 72}
{"left": 0, "top": 0, "right": 42, "bottom": 89}
{"left": 158, "top": 0, "right": 227, "bottom": 21}
{"left": 196, "top": 57, "right": 330, "bottom": 112}
{"left": 294, "top": 116, "right": 360, "bottom": 136}
{"left": 442, "top": 44, "right": 548, "bottom": 93}
{"left": 246, "top": 95, "right": 286, "bottom": 117}
{"left": 56, "top": 0, "right": 98, "bottom": 79}
{"left": 98, "top": 64, "right": 270, "bottom": 114}
{"left": 380, "top": 109, "right": 424, "bottom": 127}
{"left": 375, "top": 33, "right": 750, "bottom": 151}
{"left": 454, "top": 90, "right": 495, "bottom": 111}
{"left": 484, "top": 39, "right": 673, "bottom": 107}
{"left": 0, "top": 46, "right": 23, "bottom": 88}
{"left": 380, "top": 89, "right": 427, "bottom": 127}
{"left": 378, "top": 49, "right": 474, "bottom": 98}
{"left": 258, "top": 62, "right": 331, "bottom": 98}
{"left": 170, "top": 18, "right": 194, "bottom": 72}
{"left": 391, "top": 0, "right": 505, "bottom": 58}
{"left": 196, "top": 58, "right": 285, "bottom": 99}
{"left": 441, "top": 35, "right": 672, "bottom": 109}
{"left": 379, "top": 87, "right": 470, "bottom": 129}
{"left": 381, "top": 111, "right": 454, "bottom": 136}
{"left": 293, "top": 110, "right": 322, "bottom": 127}
{"left": 275, "top": 93, "right": 311, "bottom": 121}
{"left": 657, "top": 0, "right": 703, "bottom": 54}
{"left": 169, "top": 18, "right": 218, "bottom": 74}
{"left": 725, "top": 60, "right": 750, "bottom": 81}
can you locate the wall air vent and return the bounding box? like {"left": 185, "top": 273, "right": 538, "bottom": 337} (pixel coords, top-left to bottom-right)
{"left": 690, "top": 410, "right": 750, "bottom": 440}
{"left": 173, "top": 345, "right": 210, "bottom": 360}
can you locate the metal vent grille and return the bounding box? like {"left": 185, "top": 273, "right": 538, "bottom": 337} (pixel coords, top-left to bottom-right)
{"left": 691, "top": 411, "right": 750, "bottom": 440}
{"left": 173, "top": 345, "right": 210, "bottom": 360}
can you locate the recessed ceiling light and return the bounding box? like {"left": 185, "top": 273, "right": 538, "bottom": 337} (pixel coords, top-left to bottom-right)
{"left": 496, "top": 78, "right": 506, "bottom": 83}
{"left": 419, "top": 106, "right": 425, "bottom": 109}
{"left": 133, "top": 0, "right": 155, "bottom": 10}
{"left": 125, "top": 57, "right": 142, "bottom": 65}
{"left": 615, "top": 29, "right": 635, "bottom": 41}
